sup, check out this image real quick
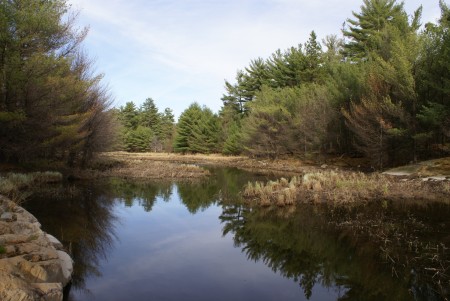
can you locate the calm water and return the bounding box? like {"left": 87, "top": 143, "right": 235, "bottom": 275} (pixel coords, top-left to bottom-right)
{"left": 24, "top": 168, "right": 450, "bottom": 301}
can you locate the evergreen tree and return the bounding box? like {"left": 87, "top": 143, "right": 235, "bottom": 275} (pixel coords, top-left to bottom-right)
{"left": 189, "top": 107, "right": 220, "bottom": 154}
{"left": 0, "top": 0, "right": 113, "bottom": 165}
{"left": 267, "top": 45, "right": 305, "bottom": 88}
{"left": 241, "top": 86, "right": 296, "bottom": 158}
{"left": 160, "top": 108, "right": 175, "bottom": 152}
{"left": 219, "top": 104, "right": 243, "bottom": 155}
{"left": 221, "top": 71, "right": 249, "bottom": 113}
{"left": 222, "top": 121, "right": 242, "bottom": 155}
{"left": 119, "top": 102, "right": 139, "bottom": 130}
{"left": 173, "top": 103, "right": 202, "bottom": 153}
{"left": 301, "top": 31, "right": 325, "bottom": 83}
{"left": 242, "top": 58, "right": 271, "bottom": 99}
{"left": 415, "top": 1, "right": 450, "bottom": 151}
{"left": 343, "top": 95, "right": 408, "bottom": 169}
{"left": 342, "top": 0, "right": 420, "bottom": 61}
{"left": 124, "top": 126, "right": 153, "bottom": 152}
{"left": 173, "top": 103, "right": 221, "bottom": 154}
{"left": 140, "top": 98, "right": 161, "bottom": 135}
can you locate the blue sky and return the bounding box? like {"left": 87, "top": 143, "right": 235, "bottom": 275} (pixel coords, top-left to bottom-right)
{"left": 69, "top": 0, "right": 443, "bottom": 119}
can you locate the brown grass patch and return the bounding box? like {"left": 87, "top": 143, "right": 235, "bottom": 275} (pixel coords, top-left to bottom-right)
{"left": 0, "top": 172, "right": 63, "bottom": 203}
{"left": 243, "top": 171, "right": 450, "bottom": 207}
{"left": 95, "top": 152, "right": 318, "bottom": 176}
{"left": 78, "top": 154, "right": 210, "bottom": 180}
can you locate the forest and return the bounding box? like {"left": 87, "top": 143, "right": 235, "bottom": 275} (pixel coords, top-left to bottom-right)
{"left": 1, "top": 0, "right": 450, "bottom": 170}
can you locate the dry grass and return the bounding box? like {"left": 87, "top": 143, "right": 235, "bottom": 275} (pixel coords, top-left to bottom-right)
{"left": 88, "top": 151, "right": 392, "bottom": 179}
{"left": 384, "top": 157, "right": 450, "bottom": 177}
{"left": 243, "top": 176, "right": 300, "bottom": 207}
{"left": 79, "top": 153, "right": 211, "bottom": 179}
{"left": 100, "top": 151, "right": 246, "bottom": 164}
{"left": 243, "top": 171, "right": 450, "bottom": 207}
{"left": 95, "top": 151, "right": 319, "bottom": 176}
{"left": 0, "top": 171, "right": 63, "bottom": 203}
{"left": 301, "top": 171, "right": 392, "bottom": 203}
{"left": 416, "top": 157, "right": 450, "bottom": 177}
{"left": 82, "top": 151, "right": 311, "bottom": 180}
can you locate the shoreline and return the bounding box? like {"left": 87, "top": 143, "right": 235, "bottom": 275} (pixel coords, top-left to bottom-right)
{"left": 0, "top": 195, "right": 73, "bottom": 301}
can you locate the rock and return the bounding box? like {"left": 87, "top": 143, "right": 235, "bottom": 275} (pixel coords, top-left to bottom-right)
{"left": 0, "top": 233, "right": 32, "bottom": 245}
{"left": 421, "top": 176, "right": 447, "bottom": 181}
{"left": 4, "top": 245, "right": 16, "bottom": 256}
{"left": 0, "top": 266, "right": 38, "bottom": 301}
{"left": 0, "top": 197, "right": 73, "bottom": 301}
{"left": 1, "top": 212, "right": 16, "bottom": 222}
{"left": 31, "top": 283, "right": 63, "bottom": 301}
{"left": 321, "top": 164, "right": 328, "bottom": 169}
{"left": 10, "top": 221, "right": 42, "bottom": 236}
{"left": 16, "top": 258, "right": 53, "bottom": 283}
{"left": 56, "top": 251, "right": 73, "bottom": 286}
{"left": 45, "top": 234, "right": 63, "bottom": 250}
{"left": 0, "top": 221, "right": 12, "bottom": 235}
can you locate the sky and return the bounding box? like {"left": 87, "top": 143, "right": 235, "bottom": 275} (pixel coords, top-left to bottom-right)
{"left": 68, "top": 0, "right": 443, "bottom": 119}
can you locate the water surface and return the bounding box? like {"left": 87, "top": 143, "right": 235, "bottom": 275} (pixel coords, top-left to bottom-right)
{"left": 24, "top": 168, "right": 450, "bottom": 300}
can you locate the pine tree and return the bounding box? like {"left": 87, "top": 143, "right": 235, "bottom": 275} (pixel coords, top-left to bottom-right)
{"left": 160, "top": 108, "right": 175, "bottom": 152}
{"left": 189, "top": 108, "right": 220, "bottom": 154}
{"left": 119, "top": 102, "right": 139, "bottom": 130}
{"left": 241, "top": 86, "right": 295, "bottom": 158}
{"left": 342, "top": 0, "right": 419, "bottom": 61}
{"left": 124, "top": 126, "right": 153, "bottom": 152}
{"left": 219, "top": 104, "right": 243, "bottom": 155}
{"left": 0, "top": 0, "right": 113, "bottom": 165}
{"left": 140, "top": 98, "right": 161, "bottom": 136}
{"left": 416, "top": 2, "right": 450, "bottom": 149}
{"left": 267, "top": 45, "right": 305, "bottom": 88}
{"left": 173, "top": 103, "right": 202, "bottom": 153}
{"left": 222, "top": 121, "right": 242, "bottom": 155}
{"left": 343, "top": 95, "right": 408, "bottom": 169}
{"left": 173, "top": 103, "right": 221, "bottom": 154}
{"left": 301, "top": 31, "right": 325, "bottom": 83}
{"left": 221, "top": 70, "right": 253, "bottom": 113}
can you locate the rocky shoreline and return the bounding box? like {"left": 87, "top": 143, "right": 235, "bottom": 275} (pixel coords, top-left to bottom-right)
{"left": 0, "top": 195, "right": 73, "bottom": 301}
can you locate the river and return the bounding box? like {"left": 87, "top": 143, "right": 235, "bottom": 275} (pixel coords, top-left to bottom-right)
{"left": 24, "top": 168, "right": 450, "bottom": 301}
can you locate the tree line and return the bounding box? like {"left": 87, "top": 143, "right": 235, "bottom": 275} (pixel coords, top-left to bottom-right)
{"left": 163, "top": 0, "right": 448, "bottom": 169}
{"left": 2, "top": 0, "right": 449, "bottom": 170}
{"left": 116, "top": 98, "right": 174, "bottom": 152}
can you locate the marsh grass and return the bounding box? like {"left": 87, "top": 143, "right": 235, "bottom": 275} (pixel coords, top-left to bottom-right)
{"left": 243, "top": 171, "right": 450, "bottom": 207}
{"left": 81, "top": 153, "right": 210, "bottom": 179}
{"left": 243, "top": 176, "right": 302, "bottom": 207}
{"left": 302, "top": 171, "right": 392, "bottom": 203}
{"left": 0, "top": 171, "right": 62, "bottom": 203}
{"left": 330, "top": 205, "right": 450, "bottom": 299}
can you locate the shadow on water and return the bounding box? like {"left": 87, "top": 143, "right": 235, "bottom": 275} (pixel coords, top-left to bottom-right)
{"left": 220, "top": 198, "right": 450, "bottom": 300}
{"left": 23, "top": 168, "right": 450, "bottom": 301}
{"left": 24, "top": 182, "right": 118, "bottom": 295}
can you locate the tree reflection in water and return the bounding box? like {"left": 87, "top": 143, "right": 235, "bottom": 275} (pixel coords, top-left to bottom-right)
{"left": 25, "top": 182, "right": 119, "bottom": 293}
{"left": 220, "top": 202, "right": 449, "bottom": 301}
{"left": 108, "top": 178, "right": 173, "bottom": 211}
{"left": 26, "top": 179, "right": 176, "bottom": 297}
{"left": 24, "top": 169, "right": 449, "bottom": 301}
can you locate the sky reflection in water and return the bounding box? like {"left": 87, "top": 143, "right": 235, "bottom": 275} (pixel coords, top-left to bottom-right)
{"left": 24, "top": 169, "right": 449, "bottom": 301}
{"left": 67, "top": 184, "right": 340, "bottom": 301}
